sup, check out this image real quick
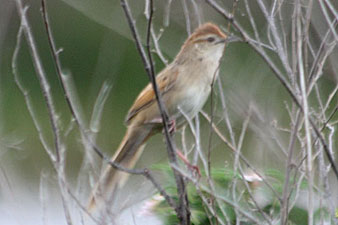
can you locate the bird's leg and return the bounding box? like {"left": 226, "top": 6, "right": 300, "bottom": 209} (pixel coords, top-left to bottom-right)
{"left": 149, "top": 117, "right": 199, "bottom": 176}
{"left": 167, "top": 119, "right": 176, "bottom": 134}
{"left": 176, "top": 149, "right": 201, "bottom": 178}
{"left": 150, "top": 117, "right": 199, "bottom": 176}
{"left": 149, "top": 117, "right": 176, "bottom": 135}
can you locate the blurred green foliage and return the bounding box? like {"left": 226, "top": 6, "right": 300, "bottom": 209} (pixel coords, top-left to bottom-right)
{"left": 151, "top": 165, "right": 332, "bottom": 225}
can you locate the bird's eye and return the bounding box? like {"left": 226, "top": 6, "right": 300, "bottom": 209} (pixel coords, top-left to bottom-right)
{"left": 206, "top": 37, "right": 215, "bottom": 43}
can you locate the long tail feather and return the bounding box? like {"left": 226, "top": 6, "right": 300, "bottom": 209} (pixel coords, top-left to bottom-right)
{"left": 87, "top": 125, "right": 153, "bottom": 211}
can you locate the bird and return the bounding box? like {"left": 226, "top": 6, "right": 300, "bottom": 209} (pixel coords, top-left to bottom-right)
{"left": 88, "top": 22, "right": 229, "bottom": 211}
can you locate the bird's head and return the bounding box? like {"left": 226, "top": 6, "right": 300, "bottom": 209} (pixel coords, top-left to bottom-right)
{"left": 177, "top": 23, "right": 229, "bottom": 63}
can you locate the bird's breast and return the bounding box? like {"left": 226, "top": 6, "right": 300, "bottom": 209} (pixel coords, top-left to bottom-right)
{"left": 167, "top": 58, "right": 220, "bottom": 125}
{"left": 171, "top": 73, "right": 212, "bottom": 125}
{"left": 178, "top": 84, "right": 210, "bottom": 113}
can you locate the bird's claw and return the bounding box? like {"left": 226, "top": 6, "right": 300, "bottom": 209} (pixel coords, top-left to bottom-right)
{"left": 168, "top": 119, "right": 176, "bottom": 134}
{"left": 151, "top": 117, "right": 176, "bottom": 134}
{"left": 176, "top": 149, "right": 201, "bottom": 179}
{"left": 187, "top": 164, "right": 201, "bottom": 178}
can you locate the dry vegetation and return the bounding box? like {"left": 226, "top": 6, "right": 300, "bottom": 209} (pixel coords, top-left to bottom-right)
{"left": 9, "top": 0, "right": 338, "bottom": 224}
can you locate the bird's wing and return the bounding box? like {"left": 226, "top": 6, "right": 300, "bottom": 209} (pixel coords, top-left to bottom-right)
{"left": 125, "top": 68, "right": 178, "bottom": 124}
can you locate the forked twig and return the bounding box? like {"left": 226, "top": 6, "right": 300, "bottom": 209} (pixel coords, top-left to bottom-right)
{"left": 15, "top": 0, "right": 73, "bottom": 224}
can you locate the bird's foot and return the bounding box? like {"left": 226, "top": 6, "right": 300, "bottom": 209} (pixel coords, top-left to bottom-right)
{"left": 149, "top": 117, "right": 176, "bottom": 135}
{"left": 168, "top": 119, "right": 176, "bottom": 135}
{"left": 176, "top": 149, "right": 201, "bottom": 178}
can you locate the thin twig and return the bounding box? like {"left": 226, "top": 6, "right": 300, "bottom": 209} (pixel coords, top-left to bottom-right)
{"left": 120, "top": 0, "right": 190, "bottom": 223}
{"left": 181, "top": 0, "right": 191, "bottom": 35}
{"left": 320, "top": 0, "right": 338, "bottom": 41}
{"left": 308, "top": 19, "right": 337, "bottom": 85}
{"left": 280, "top": 111, "right": 301, "bottom": 225}
{"left": 255, "top": 0, "right": 293, "bottom": 80}
{"left": 217, "top": 75, "right": 236, "bottom": 147}
{"left": 19, "top": 0, "right": 63, "bottom": 163}
{"left": 308, "top": 37, "right": 337, "bottom": 95}
{"left": 12, "top": 24, "right": 55, "bottom": 161}
{"left": 244, "top": 0, "right": 261, "bottom": 46}
{"left": 15, "top": 1, "right": 72, "bottom": 224}
{"left": 163, "top": 0, "right": 173, "bottom": 27}
{"left": 296, "top": 2, "right": 314, "bottom": 222}
{"left": 304, "top": 0, "right": 314, "bottom": 76}
{"left": 189, "top": 0, "right": 202, "bottom": 26}
{"left": 144, "top": 0, "right": 168, "bottom": 65}
{"left": 324, "top": 84, "right": 338, "bottom": 112}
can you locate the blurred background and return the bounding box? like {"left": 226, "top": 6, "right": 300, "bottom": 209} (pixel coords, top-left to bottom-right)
{"left": 0, "top": 0, "right": 337, "bottom": 224}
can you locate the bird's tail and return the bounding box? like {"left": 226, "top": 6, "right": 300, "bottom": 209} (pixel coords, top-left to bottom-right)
{"left": 87, "top": 125, "right": 153, "bottom": 212}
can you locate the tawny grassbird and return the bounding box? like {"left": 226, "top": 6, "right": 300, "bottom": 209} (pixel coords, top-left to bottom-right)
{"left": 88, "top": 23, "right": 230, "bottom": 211}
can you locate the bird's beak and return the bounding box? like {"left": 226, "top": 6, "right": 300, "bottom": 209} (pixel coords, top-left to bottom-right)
{"left": 215, "top": 35, "right": 241, "bottom": 45}
{"left": 226, "top": 35, "right": 241, "bottom": 43}
{"left": 216, "top": 38, "right": 226, "bottom": 45}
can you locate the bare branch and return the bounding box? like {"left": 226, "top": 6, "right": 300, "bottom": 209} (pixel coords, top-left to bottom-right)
{"left": 280, "top": 112, "right": 301, "bottom": 225}
{"left": 121, "top": 0, "right": 190, "bottom": 223}
{"left": 296, "top": 2, "right": 314, "bottom": 223}
{"left": 12, "top": 23, "right": 55, "bottom": 161}
{"left": 320, "top": 0, "right": 338, "bottom": 41}
{"left": 15, "top": 1, "right": 72, "bottom": 223}
{"left": 16, "top": 0, "right": 63, "bottom": 163}
{"left": 181, "top": 0, "right": 191, "bottom": 35}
